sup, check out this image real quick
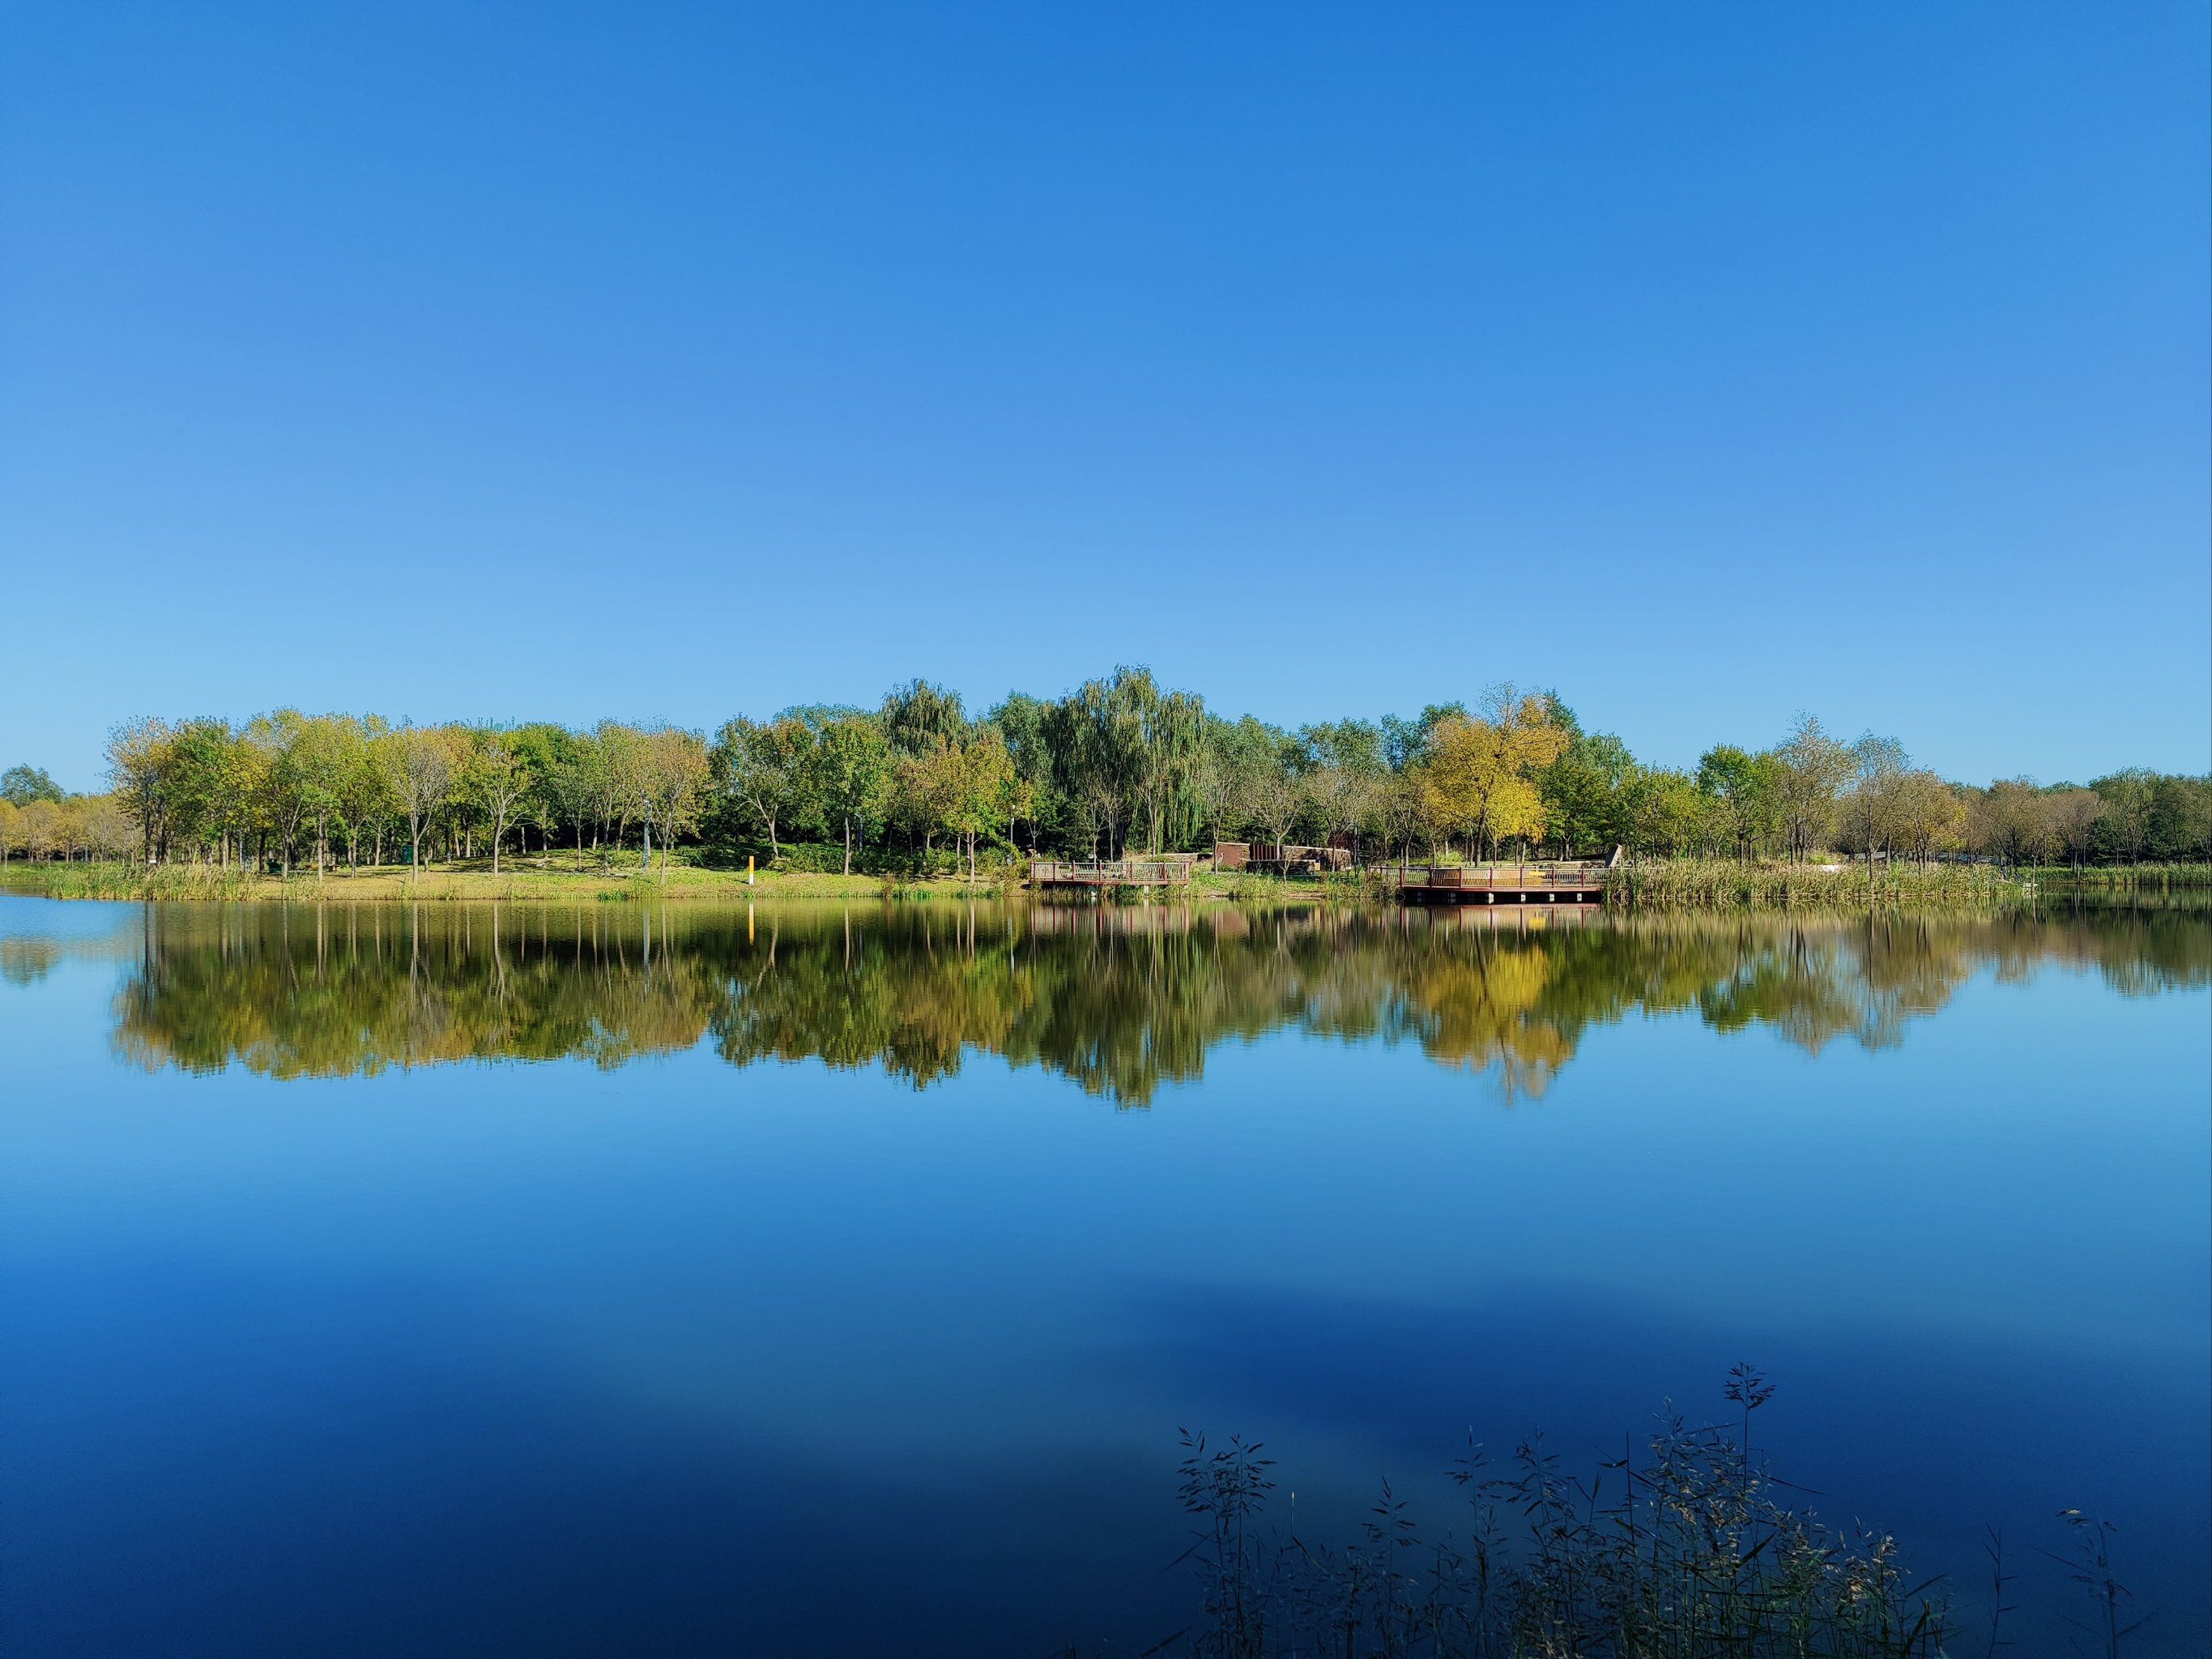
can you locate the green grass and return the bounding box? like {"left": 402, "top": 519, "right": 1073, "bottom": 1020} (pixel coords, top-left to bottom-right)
{"left": 2029, "top": 861, "right": 2212, "bottom": 889}
{"left": 1604, "top": 857, "right": 2023, "bottom": 912}
{"left": 0, "top": 857, "right": 1004, "bottom": 904}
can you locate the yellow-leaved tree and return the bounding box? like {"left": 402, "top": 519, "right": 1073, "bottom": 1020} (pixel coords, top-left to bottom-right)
{"left": 1419, "top": 689, "right": 1568, "bottom": 860}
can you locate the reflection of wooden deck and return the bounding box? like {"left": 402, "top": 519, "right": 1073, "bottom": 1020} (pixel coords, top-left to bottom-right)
{"left": 1032, "top": 859, "right": 1194, "bottom": 889}
{"left": 1396, "top": 862, "right": 1610, "bottom": 906}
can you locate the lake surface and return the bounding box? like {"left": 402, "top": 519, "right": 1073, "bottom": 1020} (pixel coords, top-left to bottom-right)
{"left": 0, "top": 893, "right": 2205, "bottom": 1655}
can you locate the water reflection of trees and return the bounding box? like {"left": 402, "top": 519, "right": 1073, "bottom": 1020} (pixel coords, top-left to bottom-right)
{"left": 106, "top": 901, "right": 2210, "bottom": 1102}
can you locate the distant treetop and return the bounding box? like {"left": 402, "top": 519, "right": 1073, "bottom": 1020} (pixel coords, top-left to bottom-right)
{"left": 1, "top": 765, "right": 65, "bottom": 807}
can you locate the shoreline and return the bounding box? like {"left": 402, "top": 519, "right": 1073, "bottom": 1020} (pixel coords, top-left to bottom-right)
{"left": 0, "top": 857, "right": 2154, "bottom": 912}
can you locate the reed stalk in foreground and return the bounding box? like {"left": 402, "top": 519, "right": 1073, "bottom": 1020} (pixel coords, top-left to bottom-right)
{"left": 1139, "top": 1371, "right": 2150, "bottom": 1659}
{"left": 1157, "top": 1371, "right": 1946, "bottom": 1659}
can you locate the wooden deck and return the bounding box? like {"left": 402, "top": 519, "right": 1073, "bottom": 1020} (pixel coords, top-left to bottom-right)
{"left": 1032, "top": 859, "right": 1195, "bottom": 889}
{"left": 1393, "top": 861, "right": 1612, "bottom": 906}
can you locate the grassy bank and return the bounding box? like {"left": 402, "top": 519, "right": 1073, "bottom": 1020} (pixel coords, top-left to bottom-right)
{"left": 1603, "top": 856, "right": 2025, "bottom": 911}
{"left": 0, "top": 858, "right": 1022, "bottom": 905}
{"left": 0, "top": 856, "right": 1380, "bottom": 908}
{"left": 5, "top": 856, "right": 2066, "bottom": 913}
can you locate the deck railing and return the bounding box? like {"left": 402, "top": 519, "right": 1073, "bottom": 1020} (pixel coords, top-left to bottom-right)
{"left": 1032, "top": 859, "right": 1194, "bottom": 886}
{"left": 1396, "top": 861, "right": 1612, "bottom": 889}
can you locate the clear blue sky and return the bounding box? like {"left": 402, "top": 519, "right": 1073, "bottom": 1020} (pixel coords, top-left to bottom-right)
{"left": 3, "top": 2, "right": 2205, "bottom": 791}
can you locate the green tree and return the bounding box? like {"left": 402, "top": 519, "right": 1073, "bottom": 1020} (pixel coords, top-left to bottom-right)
{"left": 1622, "top": 766, "right": 1706, "bottom": 856}
{"left": 0, "top": 765, "right": 63, "bottom": 807}
{"left": 336, "top": 716, "right": 396, "bottom": 867}
{"left": 1196, "top": 716, "right": 1278, "bottom": 847}
{"left": 1298, "top": 719, "right": 1385, "bottom": 851}
{"left": 1379, "top": 704, "right": 1467, "bottom": 772}
{"left": 2147, "top": 774, "right": 2212, "bottom": 860}
{"left": 944, "top": 730, "right": 1018, "bottom": 879}
{"left": 1541, "top": 729, "right": 1635, "bottom": 859}
{"left": 813, "top": 715, "right": 891, "bottom": 874}
{"left": 2090, "top": 769, "right": 2155, "bottom": 863}
{"left": 1695, "top": 744, "right": 1783, "bottom": 862}
{"left": 710, "top": 714, "right": 816, "bottom": 860}
{"left": 456, "top": 727, "right": 534, "bottom": 875}
{"left": 982, "top": 692, "right": 1061, "bottom": 853}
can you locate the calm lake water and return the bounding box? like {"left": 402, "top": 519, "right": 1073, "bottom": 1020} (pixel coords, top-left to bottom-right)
{"left": 0, "top": 893, "right": 2205, "bottom": 1655}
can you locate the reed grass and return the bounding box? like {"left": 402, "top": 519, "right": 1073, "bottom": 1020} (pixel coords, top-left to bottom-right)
{"left": 0, "top": 861, "right": 260, "bottom": 902}
{"left": 1149, "top": 1369, "right": 2154, "bottom": 1659}
{"left": 2029, "top": 862, "right": 2212, "bottom": 890}
{"left": 1604, "top": 858, "right": 2022, "bottom": 913}
{"left": 1168, "top": 1371, "right": 1940, "bottom": 1659}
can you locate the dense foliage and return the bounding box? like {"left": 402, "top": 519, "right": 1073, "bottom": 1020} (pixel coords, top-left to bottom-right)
{"left": 5, "top": 670, "right": 2207, "bottom": 875}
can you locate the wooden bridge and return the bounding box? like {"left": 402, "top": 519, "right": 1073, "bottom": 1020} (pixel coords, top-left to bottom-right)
{"left": 1032, "top": 859, "right": 1196, "bottom": 889}
{"left": 1393, "top": 856, "right": 1616, "bottom": 906}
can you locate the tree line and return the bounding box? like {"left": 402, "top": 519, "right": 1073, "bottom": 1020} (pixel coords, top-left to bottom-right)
{"left": 3, "top": 669, "right": 2207, "bottom": 875}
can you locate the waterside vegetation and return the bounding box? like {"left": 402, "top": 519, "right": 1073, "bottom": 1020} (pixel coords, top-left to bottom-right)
{"left": 6, "top": 672, "right": 2206, "bottom": 909}
{"left": 1147, "top": 1370, "right": 2141, "bottom": 1659}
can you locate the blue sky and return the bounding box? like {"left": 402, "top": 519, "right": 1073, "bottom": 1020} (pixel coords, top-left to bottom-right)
{"left": 2, "top": 2, "right": 2205, "bottom": 790}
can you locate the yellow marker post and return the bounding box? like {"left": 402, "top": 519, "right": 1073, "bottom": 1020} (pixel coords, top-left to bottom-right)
{"left": 747, "top": 855, "right": 756, "bottom": 886}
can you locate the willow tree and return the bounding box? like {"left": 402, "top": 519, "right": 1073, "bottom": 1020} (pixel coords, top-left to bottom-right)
{"left": 1046, "top": 665, "right": 1177, "bottom": 858}
{"left": 1137, "top": 685, "right": 1206, "bottom": 854}
{"left": 880, "top": 680, "right": 969, "bottom": 757}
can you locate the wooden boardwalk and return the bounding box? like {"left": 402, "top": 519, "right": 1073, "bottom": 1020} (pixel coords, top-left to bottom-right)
{"left": 1032, "top": 859, "right": 1195, "bottom": 889}
{"left": 1394, "top": 860, "right": 1613, "bottom": 906}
